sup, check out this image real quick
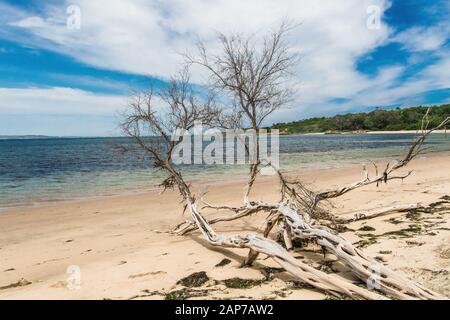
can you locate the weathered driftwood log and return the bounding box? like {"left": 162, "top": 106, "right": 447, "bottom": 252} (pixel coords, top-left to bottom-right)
{"left": 277, "top": 204, "right": 444, "bottom": 300}
{"left": 173, "top": 193, "right": 445, "bottom": 299}
{"left": 174, "top": 180, "right": 444, "bottom": 299}
{"left": 174, "top": 197, "right": 444, "bottom": 299}
{"left": 186, "top": 201, "right": 385, "bottom": 300}
{"left": 173, "top": 200, "right": 277, "bottom": 235}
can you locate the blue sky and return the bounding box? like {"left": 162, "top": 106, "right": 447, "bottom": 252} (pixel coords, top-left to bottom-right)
{"left": 0, "top": 0, "right": 449, "bottom": 136}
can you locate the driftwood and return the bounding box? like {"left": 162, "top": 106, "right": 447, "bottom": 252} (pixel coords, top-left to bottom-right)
{"left": 277, "top": 205, "right": 442, "bottom": 300}
{"left": 174, "top": 196, "right": 443, "bottom": 299}
{"left": 186, "top": 201, "right": 385, "bottom": 300}
{"left": 121, "top": 24, "right": 449, "bottom": 300}
{"left": 172, "top": 117, "right": 449, "bottom": 300}
{"left": 120, "top": 66, "right": 393, "bottom": 300}
{"left": 310, "top": 116, "right": 450, "bottom": 212}
{"left": 173, "top": 200, "right": 277, "bottom": 235}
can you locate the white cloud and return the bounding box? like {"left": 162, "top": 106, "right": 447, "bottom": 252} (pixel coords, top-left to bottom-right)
{"left": 420, "top": 50, "right": 450, "bottom": 88}
{"left": 393, "top": 24, "right": 450, "bottom": 52}
{"left": 0, "top": 87, "right": 125, "bottom": 115}
{"left": 5, "top": 1, "right": 391, "bottom": 78}
{"left": 10, "top": 16, "right": 45, "bottom": 28}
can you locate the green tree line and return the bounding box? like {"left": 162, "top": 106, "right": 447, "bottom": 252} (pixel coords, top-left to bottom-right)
{"left": 270, "top": 104, "right": 450, "bottom": 134}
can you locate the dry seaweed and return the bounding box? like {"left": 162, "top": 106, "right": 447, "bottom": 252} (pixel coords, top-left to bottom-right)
{"left": 177, "top": 271, "right": 209, "bottom": 288}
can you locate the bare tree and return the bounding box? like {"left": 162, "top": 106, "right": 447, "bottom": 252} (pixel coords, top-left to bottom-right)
{"left": 122, "top": 25, "right": 448, "bottom": 299}
{"left": 121, "top": 68, "right": 387, "bottom": 300}
{"left": 185, "top": 22, "right": 296, "bottom": 204}
{"left": 121, "top": 68, "right": 220, "bottom": 199}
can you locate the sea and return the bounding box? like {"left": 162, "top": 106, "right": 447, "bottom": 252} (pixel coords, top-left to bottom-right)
{"left": 0, "top": 133, "right": 449, "bottom": 209}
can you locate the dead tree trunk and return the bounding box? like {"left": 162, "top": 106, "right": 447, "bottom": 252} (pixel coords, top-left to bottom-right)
{"left": 186, "top": 201, "right": 385, "bottom": 300}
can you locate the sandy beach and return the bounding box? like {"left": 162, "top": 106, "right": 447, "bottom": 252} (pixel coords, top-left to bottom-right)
{"left": 1, "top": 151, "right": 449, "bottom": 300}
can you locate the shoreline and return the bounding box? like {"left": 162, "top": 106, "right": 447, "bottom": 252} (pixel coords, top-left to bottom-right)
{"left": 1, "top": 130, "right": 448, "bottom": 139}
{"left": 285, "top": 129, "right": 449, "bottom": 136}
{"left": 3, "top": 149, "right": 450, "bottom": 214}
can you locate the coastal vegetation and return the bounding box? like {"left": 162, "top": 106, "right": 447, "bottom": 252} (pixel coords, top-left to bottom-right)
{"left": 271, "top": 104, "right": 450, "bottom": 134}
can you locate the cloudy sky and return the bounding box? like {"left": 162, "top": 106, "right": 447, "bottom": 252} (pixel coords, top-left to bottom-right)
{"left": 0, "top": 0, "right": 449, "bottom": 136}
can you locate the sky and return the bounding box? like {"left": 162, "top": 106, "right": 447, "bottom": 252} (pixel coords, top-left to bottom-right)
{"left": 0, "top": 0, "right": 449, "bottom": 136}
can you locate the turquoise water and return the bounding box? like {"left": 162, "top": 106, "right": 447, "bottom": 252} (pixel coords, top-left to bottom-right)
{"left": 0, "top": 133, "right": 449, "bottom": 209}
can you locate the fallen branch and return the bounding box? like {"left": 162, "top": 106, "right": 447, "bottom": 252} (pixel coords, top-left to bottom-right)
{"left": 311, "top": 116, "right": 450, "bottom": 211}
{"left": 173, "top": 200, "right": 277, "bottom": 235}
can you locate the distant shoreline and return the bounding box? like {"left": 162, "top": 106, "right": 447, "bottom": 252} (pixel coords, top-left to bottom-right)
{"left": 285, "top": 129, "right": 449, "bottom": 136}
{"left": 1, "top": 129, "right": 448, "bottom": 139}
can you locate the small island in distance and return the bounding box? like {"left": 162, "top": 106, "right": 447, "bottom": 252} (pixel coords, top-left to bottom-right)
{"left": 271, "top": 104, "right": 450, "bottom": 134}
{"left": 0, "top": 135, "right": 52, "bottom": 140}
